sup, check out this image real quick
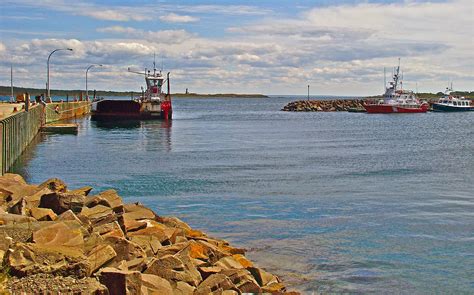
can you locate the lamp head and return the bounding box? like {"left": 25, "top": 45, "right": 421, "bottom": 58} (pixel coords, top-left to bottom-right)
{"left": 67, "top": 48, "right": 73, "bottom": 51}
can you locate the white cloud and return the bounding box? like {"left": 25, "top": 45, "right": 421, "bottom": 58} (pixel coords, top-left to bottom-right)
{"left": 97, "top": 26, "right": 138, "bottom": 35}
{"left": 6, "top": 0, "right": 151, "bottom": 21}
{"left": 159, "top": 13, "right": 199, "bottom": 23}
{"left": 174, "top": 5, "right": 271, "bottom": 16}
{"left": 97, "top": 26, "right": 194, "bottom": 44}
{"left": 7, "top": 0, "right": 270, "bottom": 22}
{"left": 1, "top": 0, "right": 473, "bottom": 95}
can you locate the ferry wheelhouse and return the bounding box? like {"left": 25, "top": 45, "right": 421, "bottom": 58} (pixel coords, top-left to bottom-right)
{"left": 364, "top": 61, "right": 429, "bottom": 114}
{"left": 432, "top": 87, "right": 473, "bottom": 112}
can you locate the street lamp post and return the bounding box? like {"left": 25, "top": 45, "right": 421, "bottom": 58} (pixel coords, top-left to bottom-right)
{"left": 47, "top": 48, "right": 73, "bottom": 102}
{"left": 86, "top": 64, "right": 103, "bottom": 100}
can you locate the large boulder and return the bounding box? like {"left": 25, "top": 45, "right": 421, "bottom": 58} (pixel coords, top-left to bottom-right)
{"left": 119, "top": 214, "right": 147, "bottom": 233}
{"left": 32, "top": 222, "right": 84, "bottom": 248}
{"left": 87, "top": 244, "right": 117, "bottom": 275}
{"left": 0, "top": 213, "right": 36, "bottom": 225}
{"left": 39, "top": 192, "right": 86, "bottom": 215}
{"left": 140, "top": 274, "right": 173, "bottom": 294}
{"left": 79, "top": 204, "right": 116, "bottom": 227}
{"left": 0, "top": 188, "right": 13, "bottom": 210}
{"left": 158, "top": 216, "right": 192, "bottom": 231}
{"left": 57, "top": 209, "right": 86, "bottom": 225}
{"left": 23, "top": 188, "right": 53, "bottom": 209}
{"left": 7, "top": 198, "right": 27, "bottom": 215}
{"left": 99, "top": 268, "right": 142, "bottom": 295}
{"left": 128, "top": 235, "right": 162, "bottom": 257}
{"left": 38, "top": 178, "right": 67, "bottom": 193}
{"left": 198, "top": 266, "right": 223, "bottom": 281}
{"left": 262, "top": 282, "right": 287, "bottom": 293}
{"left": 221, "top": 269, "right": 261, "bottom": 293}
{"left": 29, "top": 207, "right": 57, "bottom": 221}
{"left": 123, "top": 203, "right": 157, "bottom": 220}
{"left": 144, "top": 253, "right": 202, "bottom": 287}
{"left": 248, "top": 266, "right": 280, "bottom": 287}
{"left": 127, "top": 221, "right": 178, "bottom": 245}
{"left": 194, "top": 273, "right": 237, "bottom": 295}
{"left": 214, "top": 256, "right": 244, "bottom": 270}
{"left": 172, "top": 281, "right": 196, "bottom": 295}
{"left": 7, "top": 242, "right": 89, "bottom": 277}
{"left": 93, "top": 221, "right": 125, "bottom": 238}
{"left": 0, "top": 174, "right": 40, "bottom": 204}
{"left": 0, "top": 234, "right": 12, "bottom": 261}
{"left": 103, "top": 236, "right": 147, "bottom": 266}
{"left": 86, "top": 190, "right": 123, "bottom": 213}
{"left": 68, "top": 186, "right": 93, "bottom": 196}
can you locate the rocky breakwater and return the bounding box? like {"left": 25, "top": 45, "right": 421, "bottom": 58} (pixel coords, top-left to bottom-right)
{"left": 281, "top": 99, "right": 367, "bottom": 112}
{"left": 0, "top": 174, "right": 297, "bottom": 294}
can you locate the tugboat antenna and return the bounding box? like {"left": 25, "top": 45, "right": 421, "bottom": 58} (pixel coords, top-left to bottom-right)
{"left": 383, "top": 67, "right": 386, "bottom": 92}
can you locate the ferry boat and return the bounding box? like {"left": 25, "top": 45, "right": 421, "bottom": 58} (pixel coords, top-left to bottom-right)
{"left": 364, "top": 61, "right": 429, "bottom": 114}
{"left": 92, "top": 64, "right": 172, "bottom": 120}
{"left": 432, "top": 86, "right": 473, "bottom": 112}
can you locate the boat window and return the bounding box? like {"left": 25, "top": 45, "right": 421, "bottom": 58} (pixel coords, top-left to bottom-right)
{"left": 454, "top": 101, "right": 458, "bottom": 106}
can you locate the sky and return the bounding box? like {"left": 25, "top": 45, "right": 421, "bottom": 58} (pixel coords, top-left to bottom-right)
{"left": 0, "top": 0, "right": 473, "bottom": 96}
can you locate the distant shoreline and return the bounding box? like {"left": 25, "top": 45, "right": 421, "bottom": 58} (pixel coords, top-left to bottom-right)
{"left": 0, "top": 86, "right": 268, "bottom": 99}
{"left": 173, "top": 93, "right": 268, "bottom": 98}
{"left": 2, "top": 86, "right": 472, "bottom": 99}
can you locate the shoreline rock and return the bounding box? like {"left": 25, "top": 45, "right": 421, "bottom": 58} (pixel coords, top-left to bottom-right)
{"left": 0, "top": 174, "right": 299, "bottom": 294}
{"left": 282, "top": 99, "right": 367, "bottom": 112}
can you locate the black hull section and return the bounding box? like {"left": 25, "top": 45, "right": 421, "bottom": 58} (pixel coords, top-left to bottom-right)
{"left": 92, "top": 99, "right": 172, "bottom": 120}
{"left": 432, "top": 104, "right": 474, "bottom": 112}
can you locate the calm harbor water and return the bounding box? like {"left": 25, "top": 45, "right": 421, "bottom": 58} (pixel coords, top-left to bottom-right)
{"left": 11, "top": 97, "right": 474, "bottom": 293}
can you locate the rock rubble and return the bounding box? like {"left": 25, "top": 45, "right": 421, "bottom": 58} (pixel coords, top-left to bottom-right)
{"left": 0, "top": 174, "right": 298, "bottom": 294}
{"left": 281, "top": 99, "right": 367, "bottom": 112}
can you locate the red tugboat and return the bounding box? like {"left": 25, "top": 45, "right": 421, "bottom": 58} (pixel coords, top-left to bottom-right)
{"left": 92, "top": 63, "right": 172, "bottom": 120}
{"left": 364, "top": 61, "right": 428, "bottom": 114}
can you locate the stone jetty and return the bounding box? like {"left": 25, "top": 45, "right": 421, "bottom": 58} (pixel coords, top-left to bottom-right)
{"left": 0, "top": 174, "right": 297, "bottom": 294}
{"left": 281, "top": 99, "right": 367, "bottom": 112}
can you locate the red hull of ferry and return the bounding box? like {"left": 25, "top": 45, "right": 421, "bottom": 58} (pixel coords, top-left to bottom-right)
{"left": 364, "top": 104, "right": 429, "bottom": 113}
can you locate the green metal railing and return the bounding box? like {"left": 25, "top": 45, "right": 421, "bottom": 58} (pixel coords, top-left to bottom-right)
{"left": 0, "top": 105, "right": 44, "bottom": 174}
{"left": 0, "top": 101, "right": 92, "bottom": 175}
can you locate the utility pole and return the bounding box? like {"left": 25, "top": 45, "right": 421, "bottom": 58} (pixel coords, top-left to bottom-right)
{"left": 383, "top": 67, "right": 386, "bottom": 92}
{"left": 10, "top": 64, "right": 14, "bottom": 102}
{"left": 47, "top": 48, "right": 73, "bottom": 102}
{"left": 86, "top": 64, "right": 103, "bottom": 100}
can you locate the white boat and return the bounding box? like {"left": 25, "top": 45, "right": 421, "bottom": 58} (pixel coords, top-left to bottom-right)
{"left": 432, "top": 86, "right": 473, "bottom": 112}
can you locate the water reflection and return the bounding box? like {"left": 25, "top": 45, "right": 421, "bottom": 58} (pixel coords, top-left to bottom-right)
{"left": 140, "top": 120, "right": 172, "bottom": 152}
{"left": 92, "top": 119, "right": 141, "bottom": 130}
{"left": 9, "top": 132, "right": 46, "bottom": 177}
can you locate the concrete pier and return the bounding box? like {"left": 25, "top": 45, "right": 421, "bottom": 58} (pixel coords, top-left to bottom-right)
{"left": 0, "top": 101, "right": 91, "bottom": 174}
{"left": 41, "top": 123, "right": 78, "bottom": 134}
